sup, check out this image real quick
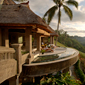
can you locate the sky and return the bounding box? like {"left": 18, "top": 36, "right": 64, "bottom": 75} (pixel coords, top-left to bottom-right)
{"left": 16, "top": 0, "right": 85, "bottom": 37}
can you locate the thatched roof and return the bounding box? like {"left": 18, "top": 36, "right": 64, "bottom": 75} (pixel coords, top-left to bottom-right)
{"left": 0, "top": 3, "right": 53, "bottom": 33}
{"left": 3, "top": 0, "right": 16, "bottom": 5}
{"left": 48, "top": 26, "right": 58, "bottom": 36}
{"left": 48, "top": 26, "right": 55, "bottom": 33}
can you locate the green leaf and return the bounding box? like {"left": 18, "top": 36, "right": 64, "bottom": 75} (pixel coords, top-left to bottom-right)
{"left": 53, "top": 0, "right": 60, "bottom": 5}
{"left": 47, "top": 78, "right": 52, "bottom": 83}
{"left": 63, "top": 5, "right": 73, "bottom": 20}
{"left": 65, "top": 0, "right": 78, "bottom": 9}
{"left": 43, "top": 5, "right": 58, "bottom": 24}
{"left": 40, "top": 80, "right": 47, "bottom": 85}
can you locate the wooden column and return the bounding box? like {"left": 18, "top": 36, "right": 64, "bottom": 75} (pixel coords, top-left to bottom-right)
{"left": 5, "top": 29, "right": 9, "bottom": 47}
{"left": 37, "top": 34, "right": 41, "bottom": 51}
{"left": 25, "top": 28, "right": 32, "bottom": 55}
{"left": 50, "top": 36, "right": 54, "bottom": 44}
{"left": 52, "top": 36, "right": 54, "bottom": 44}
{"left": 0, "top": 29, "right": 2, "bottom": 46}
{"left": 50, "top": 36, "right": 52, "bottom": 44}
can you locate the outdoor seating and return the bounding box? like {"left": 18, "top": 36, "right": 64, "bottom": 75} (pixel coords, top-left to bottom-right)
{"left": 41, "top": 44, "right": 54, "bottom": 53}
{"left": 48, "top": 44, "right": 57, "bottom": 49}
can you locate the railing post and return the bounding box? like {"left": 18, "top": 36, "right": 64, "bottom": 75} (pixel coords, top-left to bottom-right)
{"left": 11, "top": 44, "right": 23, "bottom": 74}
{"left": 0, "top": 29, "right": 2, "bottom": 46}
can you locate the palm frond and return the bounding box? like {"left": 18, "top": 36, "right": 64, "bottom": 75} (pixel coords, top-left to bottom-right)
{"left": 42, "top": 17, "right": 46, "bottom": 23}
{"left": 53, "top": 0, "right": 60, "bottom": 5}
{"left": 65, "top": 0, "right": 78, "bottom": 9}
{"left": 63, "top": 5, "right": 73, "bottom": 20}
{"left": 43, "top": 5, "right": 58, "bottom": 24}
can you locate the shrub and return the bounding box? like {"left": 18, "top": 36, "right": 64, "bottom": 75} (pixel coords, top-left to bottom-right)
{"left": 74, "top": 60, "right": 85, "bottom": 84}
{"left": 40, "top": 72, "right": 81, "bottom": 85}
{"left": 41, "top": 49, "right": 45, "bottom": 54}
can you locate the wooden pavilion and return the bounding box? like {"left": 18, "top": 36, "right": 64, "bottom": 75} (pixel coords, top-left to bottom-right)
{"left": 0, "top": 0, "right": 58, "bottom": 63}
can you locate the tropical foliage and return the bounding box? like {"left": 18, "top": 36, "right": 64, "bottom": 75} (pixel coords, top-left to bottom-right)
{"left": 79, "top": 52, "right": 85, "bottom": 75}
{"left": 53, "top": 30, "right": 85, "bottom": 84}
{"left": 57, "top": 29, "right": 85, "bottom": 53}
{"left": 70, "top": 36, "right": 85, "bottom": 46}
{"left": 40, "top": 72, "right": 81, "bottom": 85}
{"left": 41, "top": 49, "right": 45, "bottom": 54}
{"left": 74, "top": 60, "right": 85, "bottom": 84}
{"left": 22, "top": 72, "right": 81, "bottom": 85}
{"left": 43, "top": 0, "right": 78, "bottom": 33}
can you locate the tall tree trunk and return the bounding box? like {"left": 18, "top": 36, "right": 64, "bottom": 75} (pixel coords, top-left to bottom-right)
{"left": 56, "top": 7, "right": 60, "bottom": 46}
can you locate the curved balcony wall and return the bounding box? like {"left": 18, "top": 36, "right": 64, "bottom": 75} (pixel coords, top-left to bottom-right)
{"left": 22, "top": 48, "right": 79, "bottom": 77}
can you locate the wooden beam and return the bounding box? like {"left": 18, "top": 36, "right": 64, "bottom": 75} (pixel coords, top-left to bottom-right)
{"left": 0, "top": 23, "right": 52, "bottom": 33}
{"left": 37, "top": 28, "right": 50, "bottom": 36}
{"left": 0, "top": 26, "right": 26, "bottom": 29}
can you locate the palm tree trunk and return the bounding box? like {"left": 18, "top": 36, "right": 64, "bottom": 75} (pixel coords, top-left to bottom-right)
{"left": 56, "top": 7, "right": 60, "bottom": 46}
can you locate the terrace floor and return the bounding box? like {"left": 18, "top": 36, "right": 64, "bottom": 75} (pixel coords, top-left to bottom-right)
{"left": 33, "top": 47, "right": 66, "bottom": 58}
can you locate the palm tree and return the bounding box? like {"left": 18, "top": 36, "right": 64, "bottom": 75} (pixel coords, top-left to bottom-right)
{"left": 43, "top": 0, "right": 78, "bottom": 44}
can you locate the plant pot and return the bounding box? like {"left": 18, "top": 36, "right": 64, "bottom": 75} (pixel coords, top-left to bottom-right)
{"left": 42, "top": 52, "right": 44, "bottom": 54}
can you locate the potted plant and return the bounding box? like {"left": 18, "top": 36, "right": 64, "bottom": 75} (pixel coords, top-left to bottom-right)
{"left": 41, "top": 49, "right": 45, "bottom": 54}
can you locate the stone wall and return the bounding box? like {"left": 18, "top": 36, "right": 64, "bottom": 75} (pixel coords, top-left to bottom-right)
{"left": 0, "top": 46, "right": 17, "bottom": 84}
{"left": 0, "top": 59, "right": 17, "bottom": 84}
{"left": 22, "top": 53, "right": 29, "bottom": 64}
